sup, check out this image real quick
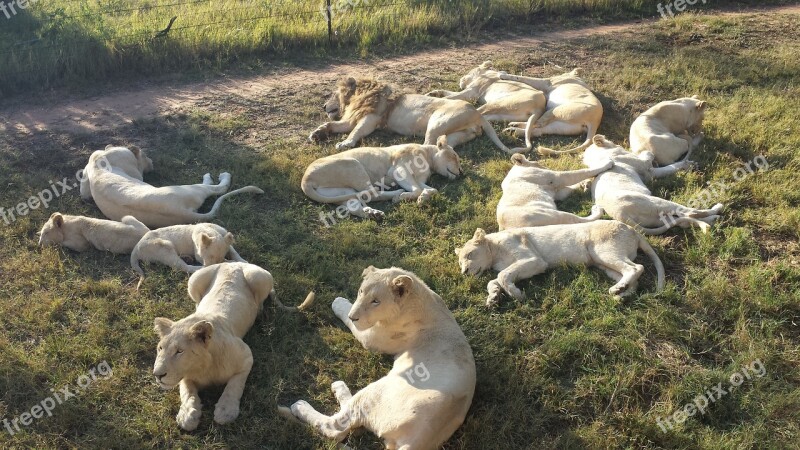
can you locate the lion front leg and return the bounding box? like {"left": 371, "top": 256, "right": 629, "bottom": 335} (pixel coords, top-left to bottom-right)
{"left": 310, "top": 120, "right": 354, "bottom": 143}
{"left": 214, "top": 348, "right": 253, "bottom": 425}
{"left": 336, "top": 115, "right": 380, "bottom": 150}
{"left": 177, "top": 379, "right": 203, "bottom": 431}
{"left": 496, "top": 258, "right": 549, "bottom": 301}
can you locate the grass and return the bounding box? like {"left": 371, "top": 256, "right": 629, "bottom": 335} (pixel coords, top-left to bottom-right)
{"left": 0, "top": 0, "right": 795, "bottom": 97}
{"left": 1, "top": 7, "right": 799, "bottom": 450}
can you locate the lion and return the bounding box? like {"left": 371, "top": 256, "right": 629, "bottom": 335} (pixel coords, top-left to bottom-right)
{"left": 309, "top": 76, "right": 514, "bottom": 153}
{"left": 153, "top": 262, "right": 315, "bottom": 431}
{"left": 456, "top": 222, "right": 665, "bottom": 306}
{"left": 630, "top": 96, "right": 706, "bottom": 166}
{"left": 38, "top": 212, "right": 149, "bottom": 254}
{"left": 585, "top": 135, "right": 723, "bottom": 235}
{"left": 497, "top": 153, "right": 614, "bottom": 230}
{"left": 302, "top": 137, "right": 461, "bottom": 221}
{"left": 427, "top": 60, "right": 547, "bottom": 126}
{"left": 131, "top": 223, "right": 246, "bottom": 289}
{"left": 499, "top": 69, "right": 603, "bottom": 156}
{"left": 279, "top": 266, "right": 476, "bottom": 450}
{"left": 82, "top": 146, "right": 263, "bottom": 228}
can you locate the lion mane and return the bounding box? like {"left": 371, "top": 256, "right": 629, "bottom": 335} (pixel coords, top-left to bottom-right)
{"left": 337, "top": 77, "right": 402, "bottom": 124}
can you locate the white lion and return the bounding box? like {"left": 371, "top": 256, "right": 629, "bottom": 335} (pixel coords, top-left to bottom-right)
{"left": 585, "top": 135, "right": 723, "bottom": 235}
{"left": 279, "top": 266, "right": 476, "bottom": 450}
{"left": 497, "top": 153, "right": 613, "bottom": 230}
{"left": 131, "top": 223, "right": 246, "bottom": 289}
{"left": 302, "top": 137, "right": 461, "bottom": 221}
{"left": 500, "top": 69, "right": 603, "bottom": 155}
{"left": 153, "top": 262, "right": 315, "bottom": 431}
{"left": 427, "top": 60, "right": 547, "bottom": 123}
{"left": 456, "top": 222, "right": 665, "bottom": 306}
{"left": 309, "top": 76, "right": 513, "bottom": 153}
{"left": 630, "top": 96, "right": 706, "bottom": 166}
{"left": 38, "top": 212, "right": 148, "bottom": 254}
{"left": 82, "top": 146, "right": 263, "bottom": 228}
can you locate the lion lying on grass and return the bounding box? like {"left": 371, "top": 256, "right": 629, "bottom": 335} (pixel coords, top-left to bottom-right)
{"left": 302, "top": 137, "right": 461, "bottom": 221}
{"left": 309, "top": 76, "right": 514, "bottom": 153}
{"left": 279, "top": 266, "right": 476, "bottom": 450}
{"left": 630, "top": 96, "right": 706, "bottom": 166}
{"left": 585, "top": 135, "right": 723, "bottom": 235}
{"left": 427, "top": 60, "right": 547, "bottom": 124}
{"left": 500, "top": 69, "right": 603, "bottom": 155}
{"left": 497, "top": 153, "right": 613, "bottom": 230}
{"left": 456, "top": 222, "right": 665, "bottom": 306}
{"left": 131, "top": 223, "right": 246, "bottom": 289}
{"left": 82, "top": 146, "right": 263, "bottom": 228}
{"left": 153, "top": 262, "right": 314, "bottom": 431}
{"left": 38, "top": 212, "right": 149, "bottom": 254}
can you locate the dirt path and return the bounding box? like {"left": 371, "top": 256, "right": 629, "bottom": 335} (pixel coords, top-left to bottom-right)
{"left": 2, "top": 5, "right": 798, "bottom": 135}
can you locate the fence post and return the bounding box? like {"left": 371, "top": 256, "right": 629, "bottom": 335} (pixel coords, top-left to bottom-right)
{"left": 326, "top": 0, "right": 333, "bottom": 44}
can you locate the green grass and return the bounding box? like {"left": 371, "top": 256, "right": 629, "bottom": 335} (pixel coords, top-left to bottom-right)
{"left": 0, "top": 0, "right": 795, "bottom": 96}
{"left": 1, "top": 8, "right": 799, "bottom": 450}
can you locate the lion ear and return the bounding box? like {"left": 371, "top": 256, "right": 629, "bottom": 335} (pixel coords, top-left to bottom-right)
{"left": 50, "top": 212, "right": 64, "bottom": 227}
{"left": 511, "top": 153, "right": 528, "bottom": 166}
{"left": 362, "top": 265, "right": 377, "bottom": 278}
{"left": 345, "top": 76, "right": 357, "bottom": 90}
{"left": 592, "top": 135, "right": 607, "bottom": 146}
{"left": 104, "top": 144, "right": 113, "bottom": 150}
{"left": 224, "top": 232, "right": 235, "bottom": 245}
{"left": 436, "top": 135, "right": 448, "bottom": 149}
{"left": 391, "top": 275, "right": 413, "bottom": 298}
{"left": 480, "top": 60, "right": 493, "bottom": 69}
{"left": 696, "top": 101, "right": 707, "bottom": 110}
{"left": 200, "top": 233, "right": 213, "bottom": 247}
{"left": 154, "top": 318, "right": 174, "bottom": 337}
{"left": 473, "top": 228, "right": 486, "bottom": 242}
{"left": 189, "top": 320, "right": 214, "bottom": 344}
{"left": 128, "top": 146, "right": 141, "bottom": 158}
{"left": 454, "top": 247, "right": 461, "bottom": 256}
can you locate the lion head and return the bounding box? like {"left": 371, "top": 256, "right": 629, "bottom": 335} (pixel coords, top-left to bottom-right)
{"left": 459, "top": 60, "right": 496, "bottom": 89}
{"left": 195, "top": 231, "right": 234, "bottom": 266}
{"left": 583, "top": 135, "right": 627, "bottom": 166}
{"left": 324, "top": 76, "right": 398, "bottom": 124}
{"left": 38, "top": 213, "right": 67, "bottom": 247}
{"left": 455, "top": 228, "right": 493, "bottom": 276}
{"left": 431, "top": 136, "right": 462, "bottom": 180}
{"left": 685, "top": 95, "right": 707, "bottom": 133}
{"left": 101, "top": 145, "right": 154, "bottom": 176}
{"left": 152, "top": 318, "right": 214, "bottom": 389}
{"left": 346, "top": 266, "right": 424, "bottom": 331}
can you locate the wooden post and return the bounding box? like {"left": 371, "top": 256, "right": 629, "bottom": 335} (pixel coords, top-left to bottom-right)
{"left": 326, "top": 0, "right": 333, "bottom": 44}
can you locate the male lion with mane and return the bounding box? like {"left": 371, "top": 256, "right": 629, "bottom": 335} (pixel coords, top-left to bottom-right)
{"left": 310, "top": 76, "right": 514, "bottom": 153}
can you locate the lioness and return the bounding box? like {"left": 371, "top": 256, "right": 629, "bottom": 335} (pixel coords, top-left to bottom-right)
{"left": 279, "top": 266, "right": 476, "bottom": 450}
{"left": 309, "top": 76, "right": 514, "bottom": 153}
{"left": 456, "top": 222, "right": 665, "bottom": 306}
{"left": 82, "top": 146, "right": 263, "bottom": 228}
{"left": 499, "top": 69, "right": 603, "bottom": 155}
{"left": 131, "top": 223, "right": 246, "bottom": 289}
{"left": 497, "top": 153, "right": 613, "bottom": 230}
{"left": 302, "top": 137, "right": 461, "bottom": 221}
{"left": 153, "top": 262, "right": 315, "bottom": 431}
{"left": 38, "top": 212, "right": 148, "bottom": 254}
{"left": 427, "top": 60, "right": 547, "bottom": 124}
{"left": 630, "top": 96, "right": 706, "bottom": 166}
{"left": 585, "top": 135, "right": 723, "bottom": 234}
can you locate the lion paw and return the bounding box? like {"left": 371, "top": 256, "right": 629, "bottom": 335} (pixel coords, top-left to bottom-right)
{"left": 417, "top": 188, "right": 438, "bottom": 204}
{"left": 426, "top": 90, "right": 446, "bottom": 98}
{"left": 335, "top": 140, "right": 356, "bottom": 150}
{"left": 505, "top": 284, "right": 524, "bottom": 300}
{"left": 290, "top": 400, "right": 314, "bottom": 417}
{"left": 332, "top": 297, "right": 353, "bottom": 320}
{"left": 395, "top": 192, "right": 418, "bottom": 203}
{"left": 363, "top": 207, "right": 385, "bottom": 223}
{"left": 218, "top": 172, "right": 232, "bottom": 184}
{"left": 486, "top": 293, "right": 502, "bottom": 308}
{"left": 176, "top": 405, "right": 202, "bottom": 431}
{"left": 309, "top": 127, "right": 329, "bottom": 143}
{"left": 202, "top": 173, "right": 213, "bottom": 184}
{"left": 214, "top": 400, "right": 240, "bottom": 425}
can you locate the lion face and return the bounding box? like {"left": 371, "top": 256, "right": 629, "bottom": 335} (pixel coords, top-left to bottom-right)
{"left": 38, "top": 213, "right": 65, "bottom": 247}
{"left": 686, "top": 96, "right": 706, "bottom": 133}
{"left": 431, "top": 137, "right": 461, "bottom": 180}
{"left": 459, "top": 61, "right": 494, "bottom": 89}
{"left": 455, "top": 229, "right": 493, "bottom": 276}
{"left": 195, "top": 232, "right": 234, "bottom": 266}
{"left": 324, "top": 92, "right": 343, "bottom": 120}
{"left": 152, "top": 318, "right": 214, "bottom": 389}
{"left": 584, "top": 135, "right": 626, "bottom": 167}
{"left": 346, "top": 266, "right": 412, "bottom": 331}
{"left": 324, "top": 76, "right": 359, "bottom": 120}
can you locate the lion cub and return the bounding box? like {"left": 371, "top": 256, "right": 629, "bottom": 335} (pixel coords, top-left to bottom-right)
{"left": 153, "top": 262, "right": 314, "bottom": 430}
{"left": 131, "top": 223, "right": 245, "bottom": 289}
{"left": 456, "top": 221, "right": 665, "bottom": 306}
{"left": 280, "top": 266, "right": 476, "bottom": 449}
{"left": 38, "top": 212, "right": 149, "bottom": 254}
{"left": 630, "top": 96, "right": 706, "bottom": 166}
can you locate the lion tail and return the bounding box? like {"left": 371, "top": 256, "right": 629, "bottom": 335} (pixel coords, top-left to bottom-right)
{"left": 130, "top": 245, "right": 146, "bottom": 291}
{"left": 636, "top": 233, "right": 665, "bottom": 292}
{"left": 269, "top": 289, "right": 316, "bottom": 312}
{"left": 537, "top": 123, "right": 597, "bottom": 157}
{"left": 480, "top": 117, "right": 514, "bottom": 154}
